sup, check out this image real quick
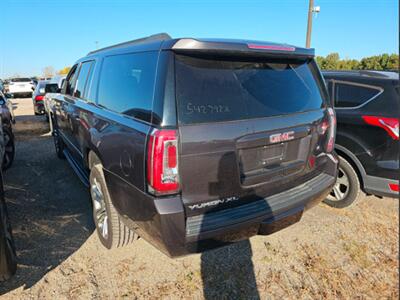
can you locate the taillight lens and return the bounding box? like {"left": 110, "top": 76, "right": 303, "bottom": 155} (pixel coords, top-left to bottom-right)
{"left": 389, "top": 183, "right": 399, "bottom": 192}
{"left": 147, "top": 129, "right": 180, "bottom": 195}
{"left": 320, "top": 108, "right": 336, "bottom": 152}
{"left": 362, "top": 116, "right": 399, "bottom": 140}
{"left": 35, "top": 95, "right": 44, "bottom": 101}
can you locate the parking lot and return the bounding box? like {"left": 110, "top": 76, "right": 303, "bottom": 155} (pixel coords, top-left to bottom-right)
{"left": 0, "top": 97, "right": 398, "bottom": 299}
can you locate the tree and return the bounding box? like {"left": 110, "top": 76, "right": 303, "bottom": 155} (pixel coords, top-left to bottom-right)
{"left": 58, "top": 66, "right": 71, "bottom": 75}
{"left": 42, "top": 66, "right": 55, "bottom": 78}
{"left": 316, "top": 53, "right": 399, "bottom": 71}
{"left": 316, "top": 53, "right": 340, "bottom": 70}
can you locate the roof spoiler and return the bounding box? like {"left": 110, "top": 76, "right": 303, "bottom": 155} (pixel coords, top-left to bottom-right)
{"left": 87, "top": 33, "right": 172, "bottom": 55}
{"left": 166, "top": 38, "right": 315, "bottom": 58}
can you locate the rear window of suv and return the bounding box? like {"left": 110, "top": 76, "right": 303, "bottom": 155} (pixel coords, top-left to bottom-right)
{"left": 11, "top": 78, "right": 31, "bottom": 82}
{"left": 175, "top": 55, "right": 327, "bottom": 124}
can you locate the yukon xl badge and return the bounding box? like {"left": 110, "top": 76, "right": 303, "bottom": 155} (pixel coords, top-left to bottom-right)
{"left": 269, "top": 131, "right": 295, "bottom": 143}
{"left": 188, "top": 196, "right": 239, "bottom": 210}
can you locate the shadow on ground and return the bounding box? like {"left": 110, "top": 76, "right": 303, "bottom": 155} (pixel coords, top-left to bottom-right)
{"left": 0, "top": 133, "right": 94, "bottom": 294}
{"left": 201, "top": 240, "right": 260, "bottom": 299}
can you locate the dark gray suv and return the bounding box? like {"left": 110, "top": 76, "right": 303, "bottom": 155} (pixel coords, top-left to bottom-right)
{"left": 47, "top": 34, "right": 338, "bottom": 256}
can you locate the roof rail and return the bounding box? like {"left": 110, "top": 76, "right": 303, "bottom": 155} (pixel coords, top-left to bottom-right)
{"left": 87, "top": 33, "right": 172, "bottom": 55}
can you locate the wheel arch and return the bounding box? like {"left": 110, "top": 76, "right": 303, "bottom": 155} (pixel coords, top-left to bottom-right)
{"left": 334, "top": 144, "right": 366, "bottom": 190}
{"left": 87, "top": 148, "right": 102, "bottom": 170}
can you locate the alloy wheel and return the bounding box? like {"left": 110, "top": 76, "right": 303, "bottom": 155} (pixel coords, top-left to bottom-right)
{"left": 91, "top": 177, "right": 109, "bottom": 239}
{"left": 328, "top": 167, "right": 350, "bottom": 201}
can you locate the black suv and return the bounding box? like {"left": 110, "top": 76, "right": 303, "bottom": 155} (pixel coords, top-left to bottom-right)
{"left": 323, "top": 70, "right": 399, "bottom": 208}
{"left": 48, "top": 34, "right": 338, "bottom": 256}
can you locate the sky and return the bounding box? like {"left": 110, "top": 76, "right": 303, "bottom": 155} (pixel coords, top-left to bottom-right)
{"left": 1, "top": 0, "right": 398, "bottom": 78}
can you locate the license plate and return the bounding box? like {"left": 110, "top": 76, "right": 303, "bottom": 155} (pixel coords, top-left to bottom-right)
{"left": 261, "top": 143, "right": 286, "bottom": 165}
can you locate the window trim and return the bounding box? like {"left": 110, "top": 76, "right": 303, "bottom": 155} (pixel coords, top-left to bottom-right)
{"left": 330, "top": 79, "right": 384, "bottom": 110}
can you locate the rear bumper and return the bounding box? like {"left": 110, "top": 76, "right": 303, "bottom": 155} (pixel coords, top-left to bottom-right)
{"left": 10, "top": 92, "right": 32, "bottom": 97}
{"left": 181, "top": 172, "right": 335, "bottom": 255}
{"left": 185, "top": 172, "right": 334, "bottom": 241}
{"left": 8, "top": 87, "right": 32, "bottom": 94}
{"left": 106, "top": 154, "right": 338, "bottom": 257}
{"left": 34, "top": 101, "right": 45, "bottom": 113}
{"left": 364, "top": 175, "right": 399, "bottom": 198}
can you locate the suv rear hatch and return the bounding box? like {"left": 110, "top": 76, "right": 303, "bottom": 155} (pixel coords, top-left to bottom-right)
{"left": 8, "top": 78, "right": 32, "bottom": 93}
{"left": 174, "top": 52, "right": 330, "bottom": 216}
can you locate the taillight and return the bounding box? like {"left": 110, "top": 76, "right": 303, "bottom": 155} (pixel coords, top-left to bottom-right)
{"left": 362, "top": 116, "right": 399, "bottom": 140}
{"left": 147, "top": 129, "right": 180, "bottom": 195}
{"left": 326, "top": 107, "right": 336, "bottom": 152}
{"left": 35, "top": 95, "right": 44, "bottom": 101}
{"left": 318, "top": 108, "right": 336, "bottom": 152}
{"left": 389, "top": 183, "right": 399, "bottom": 192}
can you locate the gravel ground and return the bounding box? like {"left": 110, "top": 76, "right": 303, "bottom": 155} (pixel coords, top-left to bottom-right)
{"left": 0, "top": 98, "right": 398, "bottom": 299}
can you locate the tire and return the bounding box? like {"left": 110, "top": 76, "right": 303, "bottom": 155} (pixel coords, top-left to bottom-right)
{"left": 52, "top": 126, "right": 65, "bottom": 159}
{"left": 324, "top": 155, "right": 361, "bottom": 208}
{"left": 0, "top": 182, "right": 17, "bottom": 281}
{"left": 89, "top": 163, "right": 137, "bottom": 249}
{"left": 2, "top": 127, "right": 15, "bottom": 171}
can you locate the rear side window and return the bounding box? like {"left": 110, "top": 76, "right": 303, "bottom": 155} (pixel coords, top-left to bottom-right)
{"left": 175, "top": 55, "right": 326, "bottom": 124}
{"left": 97, "top": 52, "right": 158, "bottom": 123}
{"left": 334, "top": 82, "right": 381, "bottom": 108}
{"left": 74, "top": 61, "right": 94, "bottom": 99}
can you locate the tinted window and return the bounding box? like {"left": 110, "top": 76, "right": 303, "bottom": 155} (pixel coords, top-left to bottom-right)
{"left": 75, "top": 61, "right": 93, "bottom": 99}
{"left": 12, "top": 78, "right": 31, "bottom": 82}
{"left": 335, "top": 82, "right": 380, "bottom": 108}
{"left": 97, "top": 52, "right": 158, "bottom": 123}
{"left": 45, "top": 83, "right": 59, "bottom": 93}
{"left": 64, "top": 65, "right": 78, "bottom": 96}
{"left": 175, "top": 55, "right": 326, "bottom": 124}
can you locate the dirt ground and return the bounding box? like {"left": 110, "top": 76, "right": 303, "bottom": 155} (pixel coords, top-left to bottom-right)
{"left": 0, "top": 98, "right": 398, "bottom": 299}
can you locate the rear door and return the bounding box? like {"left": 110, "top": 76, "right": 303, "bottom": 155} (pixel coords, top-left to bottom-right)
{"left": 332, "top": 78, "right": 399, "bottom": 178}
{"left": 174, "top": 54, "right": 329, "bottom": 216}
{"left": 67, "top": 60, "right": 95, "bottom": 163}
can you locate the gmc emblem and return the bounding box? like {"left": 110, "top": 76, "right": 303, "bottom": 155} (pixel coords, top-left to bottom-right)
{"left": 269, "top": 131, "right": 295, "bottom": 143}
